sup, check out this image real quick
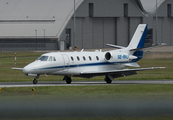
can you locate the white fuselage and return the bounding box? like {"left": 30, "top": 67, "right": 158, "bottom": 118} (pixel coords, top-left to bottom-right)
{"left": 23, "top": 50, "right": 129, "bottom": 78}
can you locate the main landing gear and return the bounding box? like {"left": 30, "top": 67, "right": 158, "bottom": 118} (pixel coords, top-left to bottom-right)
{"left": 63, "top": 75, "right": 112, "bottom": 84}
{"left": 104, "top": 75, "right": 112, "bottom": 84}
{"left": 63, "top": 76, "right": 72, "bottom": 84}
{"left": 33, "top": 75, "right": 40, "bottom": 84}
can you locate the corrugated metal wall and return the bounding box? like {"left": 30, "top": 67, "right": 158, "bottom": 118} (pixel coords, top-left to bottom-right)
{"left": 60, "top": 0, "right": 173, "bottom": 50}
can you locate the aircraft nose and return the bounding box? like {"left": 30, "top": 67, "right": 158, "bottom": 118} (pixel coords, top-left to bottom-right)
{"left": 23, "top": 66, "right": 30, "bottom": 74}
{"left": 22, "top": 62, "right": 38, "bottom": 74}
{"left": 23, "top": 63, "right": 35, "bottom": 74}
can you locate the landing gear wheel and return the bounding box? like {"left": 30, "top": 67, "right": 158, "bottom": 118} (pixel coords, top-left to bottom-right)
{"left": 66, "top": 77, "right": 72, "bottom": 84}
{"left": 104, "top": 76, "right": 112, "bottom": 84}
{"left": 63, "top": 76, "right": 72, "bottom": 84}
{"left": 32, "top": 75, "right": 39, "bottom": 84}
{"left": 106, "top": 79, "right": 112, "bottom": 84}
{"left": 33, "top": 78, "right": 38, "bottom": 84}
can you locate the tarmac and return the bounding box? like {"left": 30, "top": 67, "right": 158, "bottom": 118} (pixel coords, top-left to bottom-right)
{"left": 0, "top": 80, "right": 173, "bottom": 88}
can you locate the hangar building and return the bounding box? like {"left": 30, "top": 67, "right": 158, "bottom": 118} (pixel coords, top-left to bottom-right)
{"left": 0, "top": 0, "right": 172, "bottom": 51}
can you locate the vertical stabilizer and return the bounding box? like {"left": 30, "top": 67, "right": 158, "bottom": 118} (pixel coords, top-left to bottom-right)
{"left": 127, "top": 24, "right": 148, "bottom": 62}
{"left": 127, "top": 24, "right": 148, "bottom": 50}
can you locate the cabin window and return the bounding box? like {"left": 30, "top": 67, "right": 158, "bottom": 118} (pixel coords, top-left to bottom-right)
{"left": 89, "top": 56, "right": 92, "bottom": 61}
{"left": 83, "top": 56, "right": 86, "bottom": 61}
{"left": 71, "top": 56, "right": 74, "bottom": 61}
{"left": 96, "top": 56, "right": 99, "bottom": 60}
{"left": 48, "top": 56, "right": 52, "bottom": 61}
{"left": 77, "top": 56, "right": 80, "bottom": 61}
{"left": 36, "top": 56, "right": 48, "bottom": 61}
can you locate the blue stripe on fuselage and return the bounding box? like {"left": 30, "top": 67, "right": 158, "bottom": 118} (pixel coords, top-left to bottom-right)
{"left": 33, "top": 61, "right": 127, "bottom": 71}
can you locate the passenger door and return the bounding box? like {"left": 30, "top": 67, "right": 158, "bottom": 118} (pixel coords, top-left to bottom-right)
{"left": 62, "top": 54, "right": 70, "bottom": 71}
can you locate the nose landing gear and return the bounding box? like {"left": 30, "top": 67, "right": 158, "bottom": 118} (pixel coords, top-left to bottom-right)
{"left": 33, "top": 75, "right": 40, "bottom": 84}
{"left": 33, "top": 78, "right": 38, "bottom": 84}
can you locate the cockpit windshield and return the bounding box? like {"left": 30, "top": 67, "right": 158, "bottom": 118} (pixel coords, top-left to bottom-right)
{"left": 36, "top": 55, "right": 56, "bottom": 61}
{"left": 36, "top": 56, "right": 49, "bottom": 61}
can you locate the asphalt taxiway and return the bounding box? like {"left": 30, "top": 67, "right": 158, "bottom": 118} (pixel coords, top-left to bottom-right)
{"left": 0, "top": 80, "right": 173, "bottom": 88}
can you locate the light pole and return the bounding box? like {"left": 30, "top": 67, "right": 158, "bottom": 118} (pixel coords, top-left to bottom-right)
{"left": 35, "top": 30, "right": 37, "bottom": 50}
{"left": 155, "top": 0, "right": 158, "bottom": 44}
{"left": 73, "top": 0, "right": 76, "bottom": 49}
{"left": 43, "top": 29, "right": 45, "bottom": 50}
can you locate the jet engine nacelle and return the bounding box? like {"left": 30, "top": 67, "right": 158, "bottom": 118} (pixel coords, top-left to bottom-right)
{"left": 105, "top": 52, "right": 130, "bottom": 63}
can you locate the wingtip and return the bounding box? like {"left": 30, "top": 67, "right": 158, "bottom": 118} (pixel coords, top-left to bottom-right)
{"left": 160, "top": 67, "right": 166, "bottom": 69}
{"left": 151, "top": 67, "right": 166, "bottom": 69}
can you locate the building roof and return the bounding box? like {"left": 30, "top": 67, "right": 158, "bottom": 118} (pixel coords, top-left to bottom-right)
{"left": 0, "top": 0, "right": 84, "bottom": 39}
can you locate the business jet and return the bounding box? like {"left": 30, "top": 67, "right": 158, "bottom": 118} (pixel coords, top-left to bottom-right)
{"left": 12, "top": 24, "right": 165, "bottom": 84}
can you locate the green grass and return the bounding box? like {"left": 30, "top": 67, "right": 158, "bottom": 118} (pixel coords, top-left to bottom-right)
{"left": 0, "top": 51, "right": 173, "bottom": 82}
{"left": 1, "top": 84, "right": 173, "bottom": 100}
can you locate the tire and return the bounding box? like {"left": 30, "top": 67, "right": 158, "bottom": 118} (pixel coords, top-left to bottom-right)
{"left": 106, "top": 79, "right": 112, "bottom": 84}
{"left": 66, "top": 77, "right": 72, "bottom": 84}
{"left": 105, "top": 76, "right": 112, "bottom": 84}
{"left": 33, "top": 79, "right": 38, "bottom": 84}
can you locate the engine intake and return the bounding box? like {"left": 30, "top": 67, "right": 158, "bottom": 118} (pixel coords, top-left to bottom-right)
{"left": 105, "top": 52, "right": 111, "bottom": 60}
{"left": 105, "top": 52, "right": 131, "bottom": 62}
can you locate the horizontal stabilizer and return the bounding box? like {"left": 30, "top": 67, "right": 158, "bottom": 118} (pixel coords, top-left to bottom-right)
{"left": 11, "top": 68, "right": 23, "bottom": 70}
{"left": 106, "top": 44, "right": 126, "bottom": 49}
{"left": 130, "top": 43, "right": 167, "bottom": 51}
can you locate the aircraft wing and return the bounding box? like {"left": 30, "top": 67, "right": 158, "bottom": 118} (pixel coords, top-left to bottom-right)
{"left": 80, "top": 67, "right": 165, "bottom": 78}
{"left": 11, "top": 68, "right": 23, "bottom": 70}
